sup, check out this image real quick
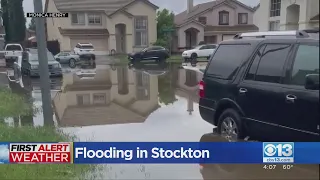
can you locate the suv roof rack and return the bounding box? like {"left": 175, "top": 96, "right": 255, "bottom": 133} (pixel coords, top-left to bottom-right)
{"left": 234, "top": 30, "right": 310, "bottom": 39}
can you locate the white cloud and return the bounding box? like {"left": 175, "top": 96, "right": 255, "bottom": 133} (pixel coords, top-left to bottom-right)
{"left": 0, "top": 145, "right": 9, "bottom": 161}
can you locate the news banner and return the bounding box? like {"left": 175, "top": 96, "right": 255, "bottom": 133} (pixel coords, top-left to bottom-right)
{"left": 0, "top": 142, "right": 319, "bottom": 164}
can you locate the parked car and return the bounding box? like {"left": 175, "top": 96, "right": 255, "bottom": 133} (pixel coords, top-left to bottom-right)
{"left": 128, "top": 46, "right": 170, "bottom": 62}
{"left": 4, "top": 43, "right": 23, "bottom": 67}
{"left": 199, "top": 30, "right": 319, "bottom": 142}
{"left": 54, "top": 51, "right": 80, "bottom": 68}
{"left": 73, "top": 43, "right": 95, "bottom": 60}
{"left": 21, "top": 48, "right": 62, "bottom": 77}
{"left": 182, "top": 44, "right": 217, "bottom": 62}
{"left": 199, "top": 132, "right": 319, "bottom": 180}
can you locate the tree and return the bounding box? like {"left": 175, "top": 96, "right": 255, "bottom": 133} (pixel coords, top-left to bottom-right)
{"left": 154, "top": 9, "right": 174, "bottom": 48}
{"left": 1, "top": 0, "right": 11, "bottom": 43}
{"left": 28, "top": 17, "right": 36, "bottom": 31}
{"left": 9, "top": 0, "right": 26, "bottom": 43}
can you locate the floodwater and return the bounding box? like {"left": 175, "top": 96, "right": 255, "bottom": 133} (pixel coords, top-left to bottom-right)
{"left": 1, "top": 61, "right": 319, "bottom": 180}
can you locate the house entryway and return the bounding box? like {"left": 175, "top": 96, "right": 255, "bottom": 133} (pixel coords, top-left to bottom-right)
{"left": 115, "top": 24, "right": 126, "bottom": 54}
{"left": 286, "top": 4, "right": 300, "bottom": 30}
{"left": 185, "top": 27, "right": 199, "bottom": 49}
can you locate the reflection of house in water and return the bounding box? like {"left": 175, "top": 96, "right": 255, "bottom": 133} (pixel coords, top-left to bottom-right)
{"left": 175, "top": 69, "right": 203, "bottom": 115}
{"left": 53, "top": 65, "right": 160, "bottom": 127}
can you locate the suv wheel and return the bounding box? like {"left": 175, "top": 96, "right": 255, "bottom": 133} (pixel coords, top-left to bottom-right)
{"left": 217, "top": 109, "right": 244, "bottom": 141}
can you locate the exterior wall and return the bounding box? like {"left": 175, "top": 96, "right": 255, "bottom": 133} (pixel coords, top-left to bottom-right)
{"left": 126, "top": 1, "right": 157, "bottom": 52}
{"left": 254, "top": 0, "right": 319, "bottom": 31}
{"left": 253, "top": 2, "right": 270, "bottom": 31}
{"left": 46, "top": 0, "right": 157, "bottom": 53}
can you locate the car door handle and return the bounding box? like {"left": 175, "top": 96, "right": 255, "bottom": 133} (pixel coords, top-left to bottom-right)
{"left": 239, "top": 88, "right": 247, "bottom": 94}
{"left": 286, "top": 94, "right": 297, "bottom": 103}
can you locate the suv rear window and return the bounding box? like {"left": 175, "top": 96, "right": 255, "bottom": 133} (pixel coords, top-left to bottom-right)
{"left": 206, "top": 44, "right": 251, "bottom": 80}
{"left": 6, "top": 45, "right": 22, "bottom": 51}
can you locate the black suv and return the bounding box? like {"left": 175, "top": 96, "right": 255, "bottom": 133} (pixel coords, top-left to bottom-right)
{"left": 128, "top": 46, "right": 170, "bottom": 62}
{"left": 199, "top": 30, "right": 319, "bottom": 142}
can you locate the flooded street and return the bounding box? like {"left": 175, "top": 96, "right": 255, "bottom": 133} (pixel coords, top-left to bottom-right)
{"left": 0, "top": 61, "right": 318, "bottom": 180}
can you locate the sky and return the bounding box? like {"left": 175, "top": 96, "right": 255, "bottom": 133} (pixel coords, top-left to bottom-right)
{"left": 22, "top": 0, "right": 260, "bottom": 25}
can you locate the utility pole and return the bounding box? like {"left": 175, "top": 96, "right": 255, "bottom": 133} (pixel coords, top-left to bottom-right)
{"left": 33, "top": 0, "right": 54, "bottom": 125}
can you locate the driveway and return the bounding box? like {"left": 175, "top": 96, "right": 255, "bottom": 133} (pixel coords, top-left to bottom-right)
{"left": 3, "top": 61, "right": 319, "bottom": 180}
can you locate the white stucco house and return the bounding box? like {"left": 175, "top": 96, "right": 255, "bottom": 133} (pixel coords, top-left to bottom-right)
{"left": 44, "top": 0, "right": 158, "bottom": 55}
{"left": 254, "top": 0, "right": 319, "bottom": 31}
{"left": 173, "top": 0, "right": 258, "bottom": 52}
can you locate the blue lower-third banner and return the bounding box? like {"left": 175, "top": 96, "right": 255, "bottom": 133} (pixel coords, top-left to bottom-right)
{"left": 72, "top": 142, "right": 320, "bottom": 164}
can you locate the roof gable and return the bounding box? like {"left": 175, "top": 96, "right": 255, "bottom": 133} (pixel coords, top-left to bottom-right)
{"left": 174, "top": 0, "right": 254, "bottom": 26}
{"left": 49, "top": 0, "right": 158, "bottom": 15}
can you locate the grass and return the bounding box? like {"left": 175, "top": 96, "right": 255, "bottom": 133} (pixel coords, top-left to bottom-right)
{"left": 0, "top": 89, "right": 93, "bottom": 180}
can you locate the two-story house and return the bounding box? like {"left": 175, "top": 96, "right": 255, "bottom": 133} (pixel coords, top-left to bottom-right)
{"left": 173, "top": 0, "right": 258, "bottom": 51}
{"left": 254, "top": 0, "right": 319, "bottom": 31}
{"left": 44, "top": 0, "right": 158, "bottom": 55}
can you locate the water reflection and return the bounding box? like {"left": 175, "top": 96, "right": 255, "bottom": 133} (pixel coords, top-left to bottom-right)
{"left": 7, "top": 61, "right": 204, "bottom": 128}
{"left": 199, "top": 131, "right": 319, "bottom": 180}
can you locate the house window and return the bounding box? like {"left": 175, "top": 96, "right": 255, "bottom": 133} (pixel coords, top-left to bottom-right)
{"left": 93, "top": 93, "right": 106, "bottom": 105}
{"left": 270, "top": 0, "right": 281, "bottom": 17}
{"left": 135, "top": 16, "right": 148, "bottom": 46}
{"left": 76, "top": 94, "right": 90, "bottom": 106}
{"left": 199, "top": 16, "right": 207, "bottom": 25}
{"left": 238, "top": 13, "right": 248, "bottom": 24}
{"left": 71, "top": 13, "right": 85, "bottom": 25}
{"left": 88, "top": 14, "right": 101, "bottom": 25}
{"left": 269, "top": 21, "right": 280, "bottom": 31}
{"left": 219, "top": 11, "right": 229, "bottom": 25}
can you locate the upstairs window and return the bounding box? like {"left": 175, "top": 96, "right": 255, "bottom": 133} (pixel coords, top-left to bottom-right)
{"left": 270, "top": 0, "right": 281, "bottom": 17}
{"left": 238, "top": 13, "right": 248, "bottom": 24}
{"left": 88, "top": 14, "right": 101, "bottom": 25}
{"left": 219, "top": 11, "right": 229, "bottom": 25}
{"left": 199, "top": 16, "right": 207, "bottom": 25}
{"left": 135, "top": 16, "right": 148, "bottom": 46}
{"left": 71, "top": 13, "right": 85, "bottom": 25}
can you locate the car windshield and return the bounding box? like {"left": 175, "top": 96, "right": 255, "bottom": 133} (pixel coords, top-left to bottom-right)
{"left": 29, "top": 52, "right": 56, "bottom": 61}
{"left": 6, "top": 45, "right": 22, "bottom": 51}
{"left": 192, "top": 45, "right": 202, "bottom": 49}
{"left": 80, "top": 45, "right": 94, "bottom": 49}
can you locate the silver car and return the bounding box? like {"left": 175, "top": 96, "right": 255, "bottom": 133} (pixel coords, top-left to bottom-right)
{"left": 54, "top": 51, "right": 79, "bottom": 68}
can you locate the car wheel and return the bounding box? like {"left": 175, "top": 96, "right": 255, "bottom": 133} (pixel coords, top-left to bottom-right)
{"left": 217, "top": 109, "right": 245, "bottom": 141}
{"left": 69, "top": 58, "right": 76, "bottom": 68}
{"left": 191, "top": 53, "right": 197, "bottom": 60}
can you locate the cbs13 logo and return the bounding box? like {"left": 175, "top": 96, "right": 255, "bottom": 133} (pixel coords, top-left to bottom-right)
{"left": 264, "top": 143, "right": 294, "bottom": 157}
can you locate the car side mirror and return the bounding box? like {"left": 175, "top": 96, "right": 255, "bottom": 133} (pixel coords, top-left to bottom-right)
{"left": 305, "top": 74, "right": 319, "bottom": 90}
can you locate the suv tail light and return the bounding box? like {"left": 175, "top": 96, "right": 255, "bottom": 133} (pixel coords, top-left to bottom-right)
{"left": 199, "top": 80, "right": 205, "bottom": 98}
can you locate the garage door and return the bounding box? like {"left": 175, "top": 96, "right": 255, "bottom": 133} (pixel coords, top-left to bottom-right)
{"left": 70, "top": 36, "right": 108, "bottom": 51}
{"left": 222, "top": 34, "right": 236, "bottom": 41}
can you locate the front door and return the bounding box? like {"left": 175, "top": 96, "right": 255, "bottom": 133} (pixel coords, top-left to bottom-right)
{"left": 236, "top": 43, "right": 293, "bottom": 141}
{"left": 280, "top": 43, "right": 319, "bottom": 141}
